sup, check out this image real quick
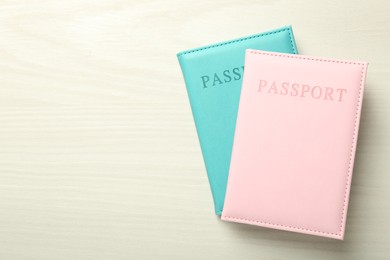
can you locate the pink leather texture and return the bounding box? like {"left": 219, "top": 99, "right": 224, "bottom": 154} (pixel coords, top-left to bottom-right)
{"left": 221, "top": 50, "right": 368, "bottom": 240}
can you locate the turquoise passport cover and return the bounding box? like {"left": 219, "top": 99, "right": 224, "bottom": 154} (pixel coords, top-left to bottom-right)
{"left": 177, "top": 26, "right": 297, "bottom": 215}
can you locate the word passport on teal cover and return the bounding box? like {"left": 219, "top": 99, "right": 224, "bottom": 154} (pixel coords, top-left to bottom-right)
{"left": 177, "top": 26, "right": 298, "bottom": 215}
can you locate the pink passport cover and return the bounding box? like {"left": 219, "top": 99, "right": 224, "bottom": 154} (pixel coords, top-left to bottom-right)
{"left": 221, "top": 50, "right": 368, "bottom": 240}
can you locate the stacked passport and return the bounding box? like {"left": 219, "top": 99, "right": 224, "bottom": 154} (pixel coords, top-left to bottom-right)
{"left": 177, "top": 26, "right": 367, "bottom": 240}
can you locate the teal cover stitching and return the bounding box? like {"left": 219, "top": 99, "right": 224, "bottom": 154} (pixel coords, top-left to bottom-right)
{"left": 177, "top": 26, "right": 296, "bottom": 56}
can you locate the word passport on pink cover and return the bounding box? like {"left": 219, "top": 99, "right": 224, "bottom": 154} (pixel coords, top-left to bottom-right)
{"left": 221, "top": 50, "right": 368, "bottom": 240}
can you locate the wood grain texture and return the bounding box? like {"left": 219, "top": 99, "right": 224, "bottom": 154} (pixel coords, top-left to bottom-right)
{"left": 0, "top": 0, "right": 389, "bottom": 259}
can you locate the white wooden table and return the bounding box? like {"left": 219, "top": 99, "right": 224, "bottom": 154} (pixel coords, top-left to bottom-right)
{"left": 0, "top": 0, "right": 389, "bottom": 259}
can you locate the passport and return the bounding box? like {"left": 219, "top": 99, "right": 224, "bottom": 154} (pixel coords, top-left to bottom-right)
{"left": 221, "top": 50, "right": 368, "bottom": 239}
{"left": 177, "top": 26, "right": 297, "bottom": 215}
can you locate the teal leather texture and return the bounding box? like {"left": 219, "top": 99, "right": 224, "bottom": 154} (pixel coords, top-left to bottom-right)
{"left": 177, "top": 26, "right": 298, "bottom": 215}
